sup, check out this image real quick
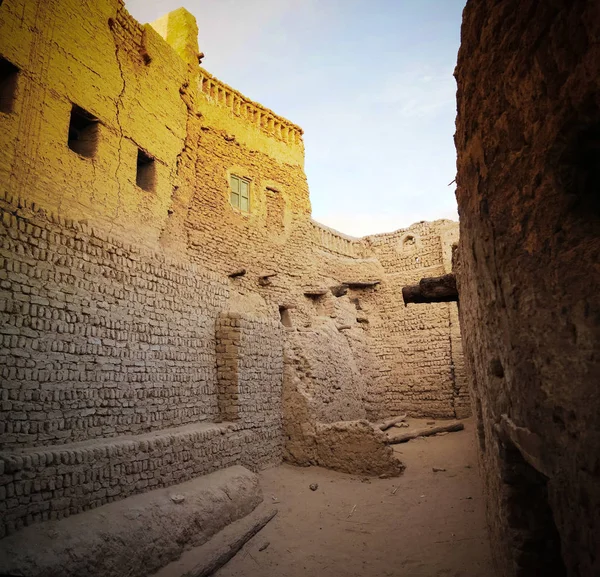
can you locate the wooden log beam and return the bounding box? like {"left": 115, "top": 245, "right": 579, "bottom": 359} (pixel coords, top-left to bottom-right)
{"left": 385, "top": 421, "right": 464, "bottom": 444}
{"left": 402, "top": 284, "right": 428, "bottom": 304}
{"left": 420, "top": 274, "right": 457, "bottom": 299}
{"left": 186, "top": 508, "right": 278, "bottom": 577}
{"left": 377, "top": 414, "right": 407, "bottom": 431}
{"left": 304, "top": 288, "right": 328, "bottom": 297}
{"left": 402, "top": 273, "right": 458, "bottom": 305}
{"left": 258, "top": 272, "right": 278, "bottom": 286}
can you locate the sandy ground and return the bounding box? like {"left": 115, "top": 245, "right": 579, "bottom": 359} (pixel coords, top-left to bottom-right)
{"left": 217, "top": 418, "right": 496, "bottom": 577}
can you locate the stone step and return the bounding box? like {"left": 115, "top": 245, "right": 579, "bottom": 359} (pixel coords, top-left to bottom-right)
{"left": 0, "top": 465, "right": 262, "bottom": 577}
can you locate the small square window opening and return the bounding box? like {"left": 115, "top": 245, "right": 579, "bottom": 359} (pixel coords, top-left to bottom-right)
{"left": 136, "top": 148, "right": 156, "bottom": 192}
{"left": 0, "top": 57, "right": 20, "bottom": 114}
{"left": 68, "top": 104, "right": 100, "bottom": 158}
{"left": 230, "top": 174, "right": 250, "bottom": 212}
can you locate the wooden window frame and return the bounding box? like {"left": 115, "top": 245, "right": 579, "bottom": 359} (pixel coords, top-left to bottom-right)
{"left": 230, "top": 174, "right": 250, "bottom": 212}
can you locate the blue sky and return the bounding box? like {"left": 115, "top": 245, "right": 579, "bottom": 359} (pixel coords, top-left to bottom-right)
{"left": 125, "top": 0, "right": 465, "bottom": 236}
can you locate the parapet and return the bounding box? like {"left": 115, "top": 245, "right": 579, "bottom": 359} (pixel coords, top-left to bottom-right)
{"left": 150, "top": 6, "right": 305, "bottom": 165}
{"left": 198, "top": 67, "right": 304, "bottom": 150}
{"left": 311, "top": 220, "right": 369, "bottom": 259}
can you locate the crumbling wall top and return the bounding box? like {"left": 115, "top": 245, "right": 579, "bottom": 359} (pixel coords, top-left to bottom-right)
{"left": 150, "top": 7, "right": 200, "bottom": 69}
{"left": 149, "top": 6, "right": 304, "bottom": 155}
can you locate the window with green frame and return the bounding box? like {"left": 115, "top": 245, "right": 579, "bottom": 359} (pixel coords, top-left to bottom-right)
{"left": 230, "top": 174, "right": 250, "bottom": 212}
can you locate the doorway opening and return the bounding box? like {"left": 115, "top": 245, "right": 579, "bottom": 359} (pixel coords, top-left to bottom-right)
{"left": 502, "top": 442, "right": 566, "bottom": 576}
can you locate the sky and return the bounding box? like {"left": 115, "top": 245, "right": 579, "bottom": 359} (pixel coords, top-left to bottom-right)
{"left": 125, "top": 0, "right": 465, "bottom": 237}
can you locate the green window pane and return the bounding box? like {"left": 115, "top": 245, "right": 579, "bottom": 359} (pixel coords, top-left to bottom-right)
{"left": 240, "top": 196, "right": 249, "bottom": 212}
{"left": 230, "top": 191, "right": 240, "bottom": 208}
{"left": 230, "top": 176, "right": 239, "bottom": 193}
{"left": 240, "top": 180, "right": 249, "bottom": 198}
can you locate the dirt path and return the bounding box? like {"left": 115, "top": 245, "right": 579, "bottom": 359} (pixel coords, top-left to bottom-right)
{"left": 217, "top": 418, "right": 495, "bottom": 577}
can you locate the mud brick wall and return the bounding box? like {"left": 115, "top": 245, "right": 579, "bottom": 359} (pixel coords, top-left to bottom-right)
{"left": 0, "top": 198, "right": 286, "bottom": 536}
{"left": 285, "top": 325, "right": 367, "bottom": 424}
{"left": 216, "top": 314, "right": 242, "bottom": 422}
{"left": 0, "top": 0, "right": 191, "bottom": 248}
{"left": 216, "top": 312, "right": 284, "bottom": 423}
{"left": 0, "top": 0, "right": 467, "bottom": 440}
{"left": 455, "top": 0, "right": 600, "bottom": 575}
{"left": 235, "top": 314, "right": 284, "bottom": 467}
{"left": 0, "top": 421, "right": 264, "bottom": 537}
{"left": 0, "top": 195, "right": 228, "bottom": 449}
{"left": 364, "top": 221, "right": 468, "bottom": 419}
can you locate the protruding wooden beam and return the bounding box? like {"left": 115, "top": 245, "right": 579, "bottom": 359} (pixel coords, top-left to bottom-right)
{"left": 228, "top": 269, "right": 246, "bottom": 278}
{"left": 258, "top": 272, "right": 277, "bottom": 286}
{"left": 344, "top": 280, "right": 381, "bottom": 289}
{"left": 402, "top": 273, "right": 458, "bottom": 305}
{"left": 304, "top": 288, "right": 328, "bottom": 297}
{"left": 330, "top": 284, "right": 349, "bottom": 297}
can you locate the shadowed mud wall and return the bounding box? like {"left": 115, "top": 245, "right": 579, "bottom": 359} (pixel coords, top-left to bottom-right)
{"left": 455, "top": 1, "right": 600, "bottom": 575}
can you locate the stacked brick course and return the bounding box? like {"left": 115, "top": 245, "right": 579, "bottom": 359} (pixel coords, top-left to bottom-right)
{"left": 364, "top": 222, "right": 468, "bottom": 418}
{"left": 0, "top": 196, "right": 227, "bottom": 449}
{"left": 0, "top": 422, "right": 238, "bottom": 537}
{"left": 0, "top": 197, "right": 285, "bottom": 535}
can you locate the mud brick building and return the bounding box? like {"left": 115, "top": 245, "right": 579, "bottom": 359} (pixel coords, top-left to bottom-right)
{"left": 0, "top": 0, "right": 464, "bottom": 538}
